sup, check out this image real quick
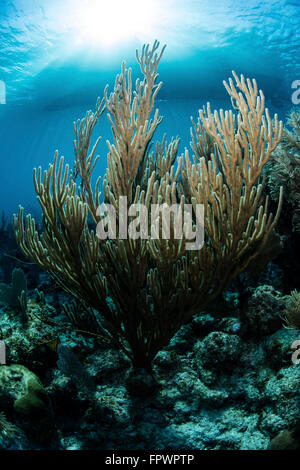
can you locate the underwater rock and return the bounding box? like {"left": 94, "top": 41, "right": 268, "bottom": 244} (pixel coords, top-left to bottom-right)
{"left": 57, "top": 344, "right": 96, "bottom": 397}
{"left": 153, "top": 350, "right": 180, "bottom": 371}
{"left": 194, "top": 332, "right": 243, "bottom": 370}
{"left": 125, "top": 368, "right": 158, "bottom": 397}
{"left": 190, "top": 313, "right": 216, "bottom": 337}
{"left": 0, "top": 364, "right": 54, "bottom": 444}
{"left": 0, "top": 364, "right": 40, "bottom": 401}
{"left": 193, "top": 332, "right": 243, "bottom": 388}
{"left": 0, "top": 364, "right": 51, "bottom": 420}
{"left": 241, "top": 285, "right": 286, "bottom": 337}
{"left": 215, "top": 317, "right": 243, "bottom": 335}
{"left": 0, "top": 301, "right": 58, "bottom": 374}
{"left": 264, "top": 328, "right": 300, "bottom": 369}
{"left": 264, "top": 365, "right": 300, "bottom": 415}
{"left": 85, "top": 348, "right": 130, "bottom": 383}
{"left": 14, "top": 378, "right": 51, "bottom": 419}
{"left": 186, "top": 375, "right": 228, "bottom": 407}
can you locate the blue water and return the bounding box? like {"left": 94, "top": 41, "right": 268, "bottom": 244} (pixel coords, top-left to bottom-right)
{"left": 0, "top": 0, "right": 299, "bottom": 215}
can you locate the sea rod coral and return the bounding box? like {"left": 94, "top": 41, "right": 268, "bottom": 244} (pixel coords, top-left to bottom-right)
{"left": 13, "top": 41, "right": 283, "bottom": 382}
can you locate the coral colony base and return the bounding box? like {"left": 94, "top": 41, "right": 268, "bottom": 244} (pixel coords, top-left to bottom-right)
{"left": 0, "top": 41, "right": 299, "bottom": 450}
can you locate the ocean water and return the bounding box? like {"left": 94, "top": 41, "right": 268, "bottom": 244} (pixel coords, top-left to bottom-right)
{"left": 0, "top": 0, "right": 299, "bottom": 215}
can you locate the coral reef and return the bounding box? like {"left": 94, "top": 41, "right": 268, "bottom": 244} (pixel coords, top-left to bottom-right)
{"left": 0, "top": 41, "right": 298, "bottom": 451}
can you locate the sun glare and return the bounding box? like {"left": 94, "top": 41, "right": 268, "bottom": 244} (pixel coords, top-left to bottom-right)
{"left": 73, "top": 0, "right": 159, "bottom": 47}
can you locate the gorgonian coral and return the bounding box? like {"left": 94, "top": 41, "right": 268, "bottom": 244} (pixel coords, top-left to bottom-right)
{"left": 14, "top": 42, "right": 283, "bottom": 380}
